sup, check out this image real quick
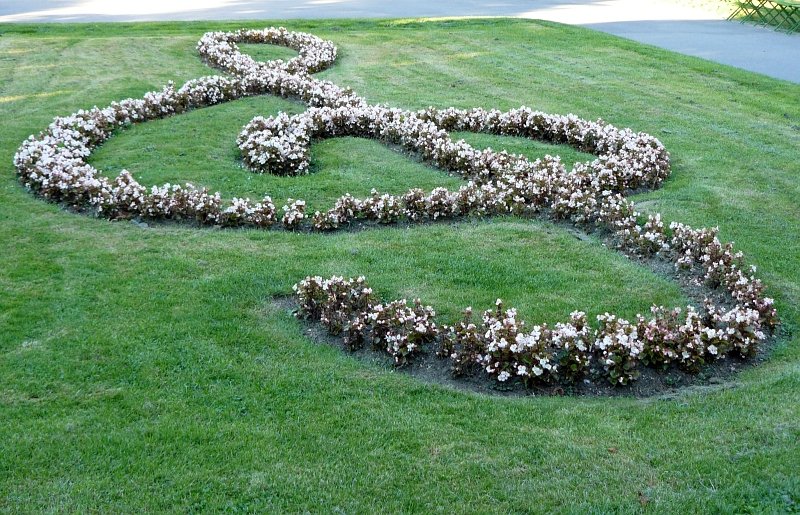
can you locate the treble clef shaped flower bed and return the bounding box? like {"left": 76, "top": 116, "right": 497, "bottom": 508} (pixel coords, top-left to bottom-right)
{"left": 13, "top": 27, "right": 779, "bottom": 392}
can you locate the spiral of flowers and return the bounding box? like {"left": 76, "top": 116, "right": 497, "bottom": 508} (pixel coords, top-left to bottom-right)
{"left": 13, "top": 27, "right": 778, "bottom": 386}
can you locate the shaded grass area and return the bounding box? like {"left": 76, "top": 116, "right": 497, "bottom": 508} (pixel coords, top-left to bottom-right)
{"left": 0, "top": 18, "right": 798, "bottom": 512}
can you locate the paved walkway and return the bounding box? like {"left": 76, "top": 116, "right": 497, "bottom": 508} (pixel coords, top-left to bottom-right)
{"left": 1, "top": 0, "right": 798, "bottom": 82}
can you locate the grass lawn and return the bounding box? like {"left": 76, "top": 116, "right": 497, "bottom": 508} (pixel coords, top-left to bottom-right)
{"left": 0, "top": 18, "right": 798, "bottom": 512}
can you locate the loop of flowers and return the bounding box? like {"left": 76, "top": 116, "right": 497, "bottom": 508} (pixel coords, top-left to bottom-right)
{"left": 197, "top": 27, "right": 338, "bottom": 76}
{"left": 12, "top": 27, "right": 778, "bottom": 387}
{"left": 13, "top": 27, "right": 362, "bottom": 228}
{"left": 295, "top": 275, "right": 770, "bottom": 386}
{"left": 238, "top": 104, "right": 669, "bottom": 190}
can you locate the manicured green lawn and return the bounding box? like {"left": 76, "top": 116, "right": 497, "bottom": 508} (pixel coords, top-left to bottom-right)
{"left": 0, "top": 18, "right": 798, "bottom": 512}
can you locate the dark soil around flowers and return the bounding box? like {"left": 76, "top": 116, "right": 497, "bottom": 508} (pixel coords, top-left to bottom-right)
{"left": 272, "top": 295, "right": 777, "bottom": 398}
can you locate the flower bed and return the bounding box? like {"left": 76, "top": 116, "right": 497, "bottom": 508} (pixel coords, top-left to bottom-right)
{"left": 13, "top": 27, "right": 778, "bottom": 387}
{"left": 294, "top": 273, "right": 771, "bottom": 387}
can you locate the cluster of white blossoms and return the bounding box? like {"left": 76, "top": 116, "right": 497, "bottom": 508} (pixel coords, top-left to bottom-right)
{"left": 281, "top": 198, "right": 307, "bottom": 229}
{"left": 13, "top": 27, "right": 778, "bottom": 386}
{"left": 293, "top": 276, "right": 437, "bottom": 364}
{"left": 593, "top": 313, "right": 644, "bottom": 385}
{"left": 476, "top": 300, "right": 558, "bottom": 383}
{"left": 358, "top": 300, "right": 439, "bottom": 365}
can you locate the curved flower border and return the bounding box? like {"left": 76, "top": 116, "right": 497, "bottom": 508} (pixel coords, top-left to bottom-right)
{"left": 13, "top": 27, "right": 778, "bottom": 386}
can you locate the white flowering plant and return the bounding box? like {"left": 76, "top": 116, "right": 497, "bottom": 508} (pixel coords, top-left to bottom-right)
{"left": 439, "top": 307, "right": 485, "bottom": 376}
{"left": 281, "top": 198, "right": 306, "bottom": 229}
{"left": 552, "top": 311, "right": 593, "bottom": 382}
{"left": 356, "top": 299, "right": 439, "bottom": 365}
{"left": 477, "top": 300, "right": 557, "bottom": 385}
{"left": 293, "top": 275, "right": 375, "bottom": 349}
{"left": 593, "top": 314, "right": 643, "bottom": 385}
